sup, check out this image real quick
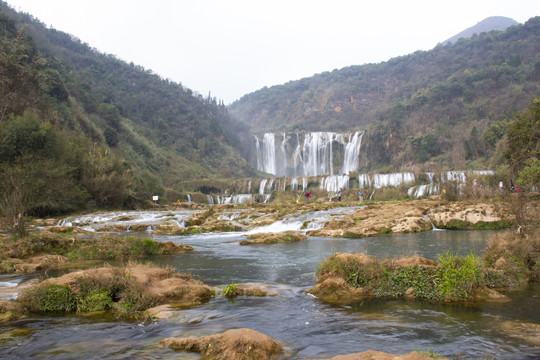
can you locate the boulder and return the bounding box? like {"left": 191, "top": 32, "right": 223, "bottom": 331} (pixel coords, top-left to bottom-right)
{"left": 160, "top": 328, "right": 284, "bottom": 360}
{"left": 0, "top": 300, "right": 26, "bottom": 321}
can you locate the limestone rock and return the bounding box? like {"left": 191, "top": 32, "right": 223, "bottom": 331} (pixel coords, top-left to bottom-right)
{"left": 160, "top": 328, "right": 284, "bottom": 360}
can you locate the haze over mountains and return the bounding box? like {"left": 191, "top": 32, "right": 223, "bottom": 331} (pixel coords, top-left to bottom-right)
{"left": 0, "top": 0, "right": 539, "bottom": 209}
{"left": 443, "top": 16, "right": 519, "bottom": 44}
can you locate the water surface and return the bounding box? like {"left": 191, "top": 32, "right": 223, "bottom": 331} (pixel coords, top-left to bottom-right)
{"left": 1, "top": 225, "right": 538, "bottom": 359}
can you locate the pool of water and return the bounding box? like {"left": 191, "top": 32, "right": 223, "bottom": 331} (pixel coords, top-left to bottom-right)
{"left": 1, "top": 227, "right": 539, "bottom": 359}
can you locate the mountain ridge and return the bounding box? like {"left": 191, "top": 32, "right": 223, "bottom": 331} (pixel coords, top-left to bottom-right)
{"left": 229, "top": 17, "right": 539, "bottom": 172}
{"left": 443, "top": 16, "right": 519, "bottom": 44}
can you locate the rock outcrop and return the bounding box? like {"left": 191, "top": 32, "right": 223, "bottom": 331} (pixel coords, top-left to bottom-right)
{"left": 160, "top": 328, "right": 284, "bottom": 359}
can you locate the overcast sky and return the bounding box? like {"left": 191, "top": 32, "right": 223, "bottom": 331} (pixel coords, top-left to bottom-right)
{"left": 4, "top": 0, "right": 539, "bottom": 104}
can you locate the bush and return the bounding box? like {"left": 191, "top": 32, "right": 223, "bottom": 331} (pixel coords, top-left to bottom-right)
{"left": 436, "top": 252, "right": 484, "bottom": 299}
{"left": 20, "top": 268, "right": 157, "bottom": 317}
{"left": 23, "top": 284, "right": 77, "bottom": 313}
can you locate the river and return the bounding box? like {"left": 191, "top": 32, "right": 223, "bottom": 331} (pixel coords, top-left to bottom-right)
{"left": 1, "top": 208, "right": 539, "bottom": 359}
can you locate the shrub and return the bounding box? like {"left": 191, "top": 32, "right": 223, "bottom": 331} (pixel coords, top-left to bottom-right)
{"left": 220, "top": 282, "right": 239, "bottom": 297}
{"left": 436, "top": 252, "right": 484, "bottom": 299}
{"left": 23, "top": 284, "right": 77, "bottom": 313}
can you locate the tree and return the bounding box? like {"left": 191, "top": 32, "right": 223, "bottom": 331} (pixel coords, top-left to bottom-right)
{"left": 0, "top": 155, "right": 85, "bottom": 236}
{"left": 81, "top": 144, "right": 131, "bottom": 207}
{"left": 505, "top": 97, "right": 540, "bottom": 175}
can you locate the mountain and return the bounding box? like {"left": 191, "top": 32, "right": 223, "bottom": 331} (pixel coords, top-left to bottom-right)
{"left": 443, "top": 16, "right": 519, "bottom": 45}
{"left": 0, "top": 1, "right": 256, "bottom": 209}
{"left": 229, "top": 17, "right": 540, "bottom": 172}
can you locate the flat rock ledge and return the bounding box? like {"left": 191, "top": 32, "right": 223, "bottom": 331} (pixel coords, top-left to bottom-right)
{"left": 159, "top": 328, "right": 284, "bottom": 360}
{"left": 239, "top": 231, "right": 306, "bottom": 245}
{"left": 307, "top": 350, "right": 449, "bottom": 360}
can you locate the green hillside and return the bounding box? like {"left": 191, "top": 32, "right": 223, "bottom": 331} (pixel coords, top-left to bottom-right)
{"left": 229, "top": 17, "right": 539, "bottom": 171}
{"left": 0, "top": 1, "right": 255, "bottom": 214}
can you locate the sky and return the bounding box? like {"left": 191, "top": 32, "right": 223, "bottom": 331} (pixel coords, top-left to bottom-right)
{"left": 4, "top": 0, "right": 540, "bottom": 104}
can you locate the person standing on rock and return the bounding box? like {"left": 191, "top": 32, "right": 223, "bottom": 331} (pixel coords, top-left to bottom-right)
{"left": 337, "top": 190, "right": 342, "bottom": 202}
{"left": 358, "top": 190, "right": 364, "bottom": 202}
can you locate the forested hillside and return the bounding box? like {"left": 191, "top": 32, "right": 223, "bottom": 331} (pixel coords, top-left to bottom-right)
{"left": 230, "top": 17, "right": 539, "bottom": 172}
{"left": 0, "top": 1, "right": 255, "bottom": 216}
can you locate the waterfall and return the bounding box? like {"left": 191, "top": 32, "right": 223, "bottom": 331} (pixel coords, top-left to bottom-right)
{"left": 259, "top": 179, "right": 268, "bottom": 194}
{"left": 358, "top": 174, "right": 371, "bottom": 189}
{"left": 373, "top": 172, "right": 415, "bottom": 188}
{"left": 292, "top": 133, "right": 302, "bottom": 177}
{"left": 341, "top": 131, "right": 363, "bottom": 174}
{"left": 279, "top": 133, "right": 287, "bottom": 176}
{"left": 255, "top": 136, "right": 261, "bottom": 171}
{"left": 207, "top": 195, "right": 215, "bottom": 205}
{"left": 186, "top": 194, "right": 191, "bottom": 203}
{"left": 302, "top": 132, "right": 335, "bottom": 176}
{"left": 254, "top": 131, "right": 363, "bottom": 177}
{"left": 408, "top": 183, "right": 440, "bottom": 198}
{"left": 320, "top": 175, "right": 350, "bottom": 192}
{"left": 291, "top": 178, "right": 299, "bottom": 191}
{"left": 267, "top": 178, "right": 275, "bottom": 192}
{"left": 446, "top": 171, "right": 466, "bottom": 182}
{"left": 247, "top": 180, "right": 252, "bottom": 193}
{"left": 262, "top": 133, "right": 276, "bottom": 174}
{"left": 302, "top": 177, "right": 308, "bottom": 192}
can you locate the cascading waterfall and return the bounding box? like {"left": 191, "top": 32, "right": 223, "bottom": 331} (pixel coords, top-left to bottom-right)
{"left": 358, "top": 174, "right": 371, "bottom": 189}
{"left": 291, "top": 178, "right": 299, "bottom": 191}
{"left": 373, "top": 172, "right": 415, "bottom": 188}
{"left": 341, "top": 131, "right": 363, "bottom": 174}
{"left": 292, "top": 133, "right": 302, "bottom": 177}
{"left": 267, "top": 178, "right": 275, "bottom": 193}
{"left": 254, "top": 131, "right": 363, "bottom": 177}
{"left": 259, "top": 179, "right": 268, "bottom": 195}
{"left": 320, "top": 175, "right": 350, "bottom": 193}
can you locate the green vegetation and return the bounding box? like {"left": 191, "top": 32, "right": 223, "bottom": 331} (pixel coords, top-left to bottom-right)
{"left": 19, "top": 268, "right": 156, "bottom": 317}
{"left": 435, "top": 219, "right": 511, "bottom": 230}
{"left": 316, "top": 224, "right": 540, "bottom": 302}
{"left": 0, "top": 2, "right": 256, "bottom": 234}
{"left": 220, "top": 282, "right": 239, "bottom": 297}
{"left": 230, "top": 18, "right": 540, "bottom": 172}
{"left": 0, "top": 234, "right": 191, "bottom": 273}
{"left": 316, "top": 250, "right": 501, "bottom": 302}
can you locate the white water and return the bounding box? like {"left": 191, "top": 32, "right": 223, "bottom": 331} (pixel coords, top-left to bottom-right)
{"left": 373, "top": 172, "right": 415, "bottom": 188}
{"left": 57, "top": 210, "right": 197, "bottom": 231}
{"left": 341, "top": 131, "right": 363, "bottom": 174}
{"left": 319, "top": 174, "right": 350, "bottom": 192}
{"left": 246, "top": 206, "right": 359, "bottom": 235}
{"left": 255, "top": 131, "right": 363, "bottom": 177}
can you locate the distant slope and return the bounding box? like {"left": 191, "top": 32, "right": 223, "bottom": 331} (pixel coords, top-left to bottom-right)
{"left": 444, "top": 16, "right": 519, "bottom": 44}
{"left": 0, "top": 1, "right": 255, "bottom": 192}
{"left": 229, "top": 17, "right": 540, "bottom": 171}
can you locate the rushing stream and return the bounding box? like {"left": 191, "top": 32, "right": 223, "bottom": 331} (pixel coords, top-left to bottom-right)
{"left": 1, "top": 208, "right": 539, "bottom": 359}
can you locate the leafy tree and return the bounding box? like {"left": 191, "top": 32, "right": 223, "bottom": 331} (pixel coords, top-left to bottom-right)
{"left": 505, "top": 97, "right": 540, "bottom": 175}
{"left": 81, "top": 144, "right": 131, "bottom": 208}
